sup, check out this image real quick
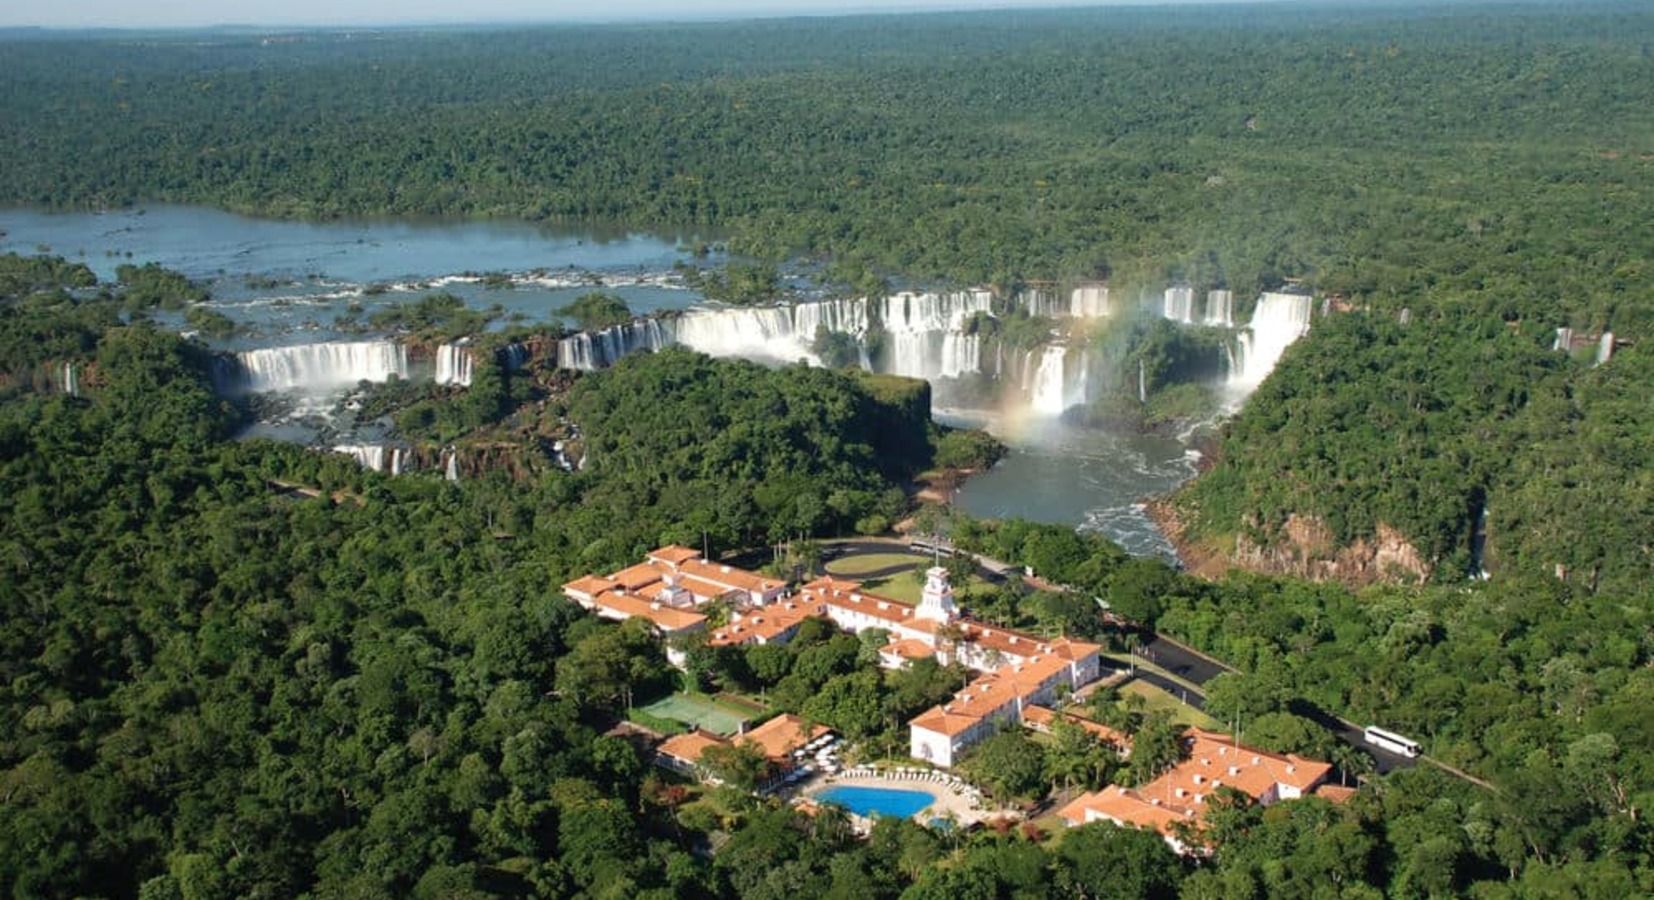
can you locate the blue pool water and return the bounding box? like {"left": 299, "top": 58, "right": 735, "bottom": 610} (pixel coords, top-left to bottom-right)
{"left": 817, "top": 786, "right": 936, "bottom": 819}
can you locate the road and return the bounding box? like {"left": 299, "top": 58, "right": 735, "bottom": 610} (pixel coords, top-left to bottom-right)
{"left": 1126, "top": 640, "right": 1419, "bottom": 776}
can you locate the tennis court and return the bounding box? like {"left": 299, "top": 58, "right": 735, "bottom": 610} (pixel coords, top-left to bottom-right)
{"left": 638, "top": 693, "right": 750, "bottom": 737}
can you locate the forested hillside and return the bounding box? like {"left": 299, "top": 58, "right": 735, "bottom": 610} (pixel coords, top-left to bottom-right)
{"left": 4, "top": 259, "right": 1649, "bottom": 898}
{"left": 4, "top": 3, "right": 1654, "bottom": 895}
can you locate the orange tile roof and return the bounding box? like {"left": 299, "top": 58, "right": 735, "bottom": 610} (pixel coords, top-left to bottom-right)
{"left": 1175, "top": 729, "right": 1332, "bottom": 797}
{"left": 738, "top": 714, "right": 830, "bottom": 761}
{"left": 658, "top": 730, "right": 728, "bottom": 765}
{"left": 1314, "top": 784, "right": 1358, "bottom": 804}
{"left": 1058, "top": 731, "right": 1333, "bottom": 847}
{"left": 815, "top": 586, "right": 916, "bottom": 624}
{"left": 910, "top": 705, "right": 989, "bottom": 738}
{"left": 1057, "top": 786, "right": 1198, "bottom": 838}
{"left": 708, "top": 598, "right": 828, "bottom": 646}
{"left": 949, "top": 622, "right": 1102, "bottom": 664}
{"left": 590, "top": 590, "right": 708, "bottom": 632}
{"left": 562, "top": 574, "right": 618, "bottom": 600}
{"left": 882, "top": 638, "right": 937, "bottom": 660}
{"left": 1022, "top": 705, "right": 1131, "bottom": 750}
{"left": 909, "top": 653, "right": 1075, "bottom": 737}
{"left": 678, "top": 558, "right": 785, "bottom": 596}
{"left": 610, "top": 561, "right": 670, "bottom": 592}
{"left": 648, "top": 544, "right": 704, "bottom": 566}
{"left": 801, "top": 575, "right": 865, "bottom": 593}
{"left": 677, "top": 574, "right": 747, "bottom": 603}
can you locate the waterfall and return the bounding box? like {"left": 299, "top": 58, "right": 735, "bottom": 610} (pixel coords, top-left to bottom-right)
{"left": 434, "top": 343, "right": 474, "bottom": 387}
{"left": 1138, "top": 358, "right": 1147, "bottom": 404}
{"left": 1163, "top": 287, "right": 1195, "bottom": 324}
{"left": 1204, "top": 290, "right": 1234, "bottom": 328}
{"left": 1070, "top": 285, "right": 1110, "bottom": 318}
{"left": 1597, "top": 332, "right": 1614, "bottom": 366}
{"left": 1029, "top": 346, "right": 1074, "bottom": 415}
{"left": 444, "top": 449, "right": 459, "bottom": 482}
{"left": 676, "top": 305, "right": 811, "bottom": 362}
{"left": 391, "top": 447, "right": 407, "bottom": 475}
{"left": 1229, "top": 292, "right": 1313, "bottom": 391}
{"left": 1469, "top": 504, "right": 1491, "bottom": 581}
{"left": 557, "top": 319, "right": 672, "bottom": 370}
{"left": 938, "top": 334, "right": 981, "bottom": 379}
{"left": 879, "top": 290, "right": 994, "bottom": 379}
{"left": 62, "top": 362, "right": 79, "bottom": 397}
{"left": 335, "top": 444, "right": 388, "bottom": 472}
{"left": 1018, "top": 288, "right": 1064, "bottom": 318}
{"left": 667, "top": 296, "right": 873, "bottom": 364}
{"left": 1552, "top": 327, "right": 1573, "bottom": 353}
{"left": 230, "top": 341, "right": 410, "bottom": 393}
{"left": 500, "top": 342, "right": 532, "bottom": 372}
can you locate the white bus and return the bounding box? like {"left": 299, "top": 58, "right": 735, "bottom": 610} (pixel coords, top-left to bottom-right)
{"left": 1363, "top": 725, "right": 1422, "bottom": 758}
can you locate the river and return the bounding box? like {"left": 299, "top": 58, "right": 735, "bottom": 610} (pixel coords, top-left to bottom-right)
{"left": 0, "top": 205, "right": 717, "bottom": 346}
{"left": 2, "top": 205, "right": 1202, "bottom": 558}
{"left": 937, "top": 410, "right": 1195, "bottom": 560}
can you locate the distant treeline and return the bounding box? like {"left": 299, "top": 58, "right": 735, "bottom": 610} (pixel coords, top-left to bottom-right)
{"left": 1, "top": 3, "right": 1650, "bottom": 327}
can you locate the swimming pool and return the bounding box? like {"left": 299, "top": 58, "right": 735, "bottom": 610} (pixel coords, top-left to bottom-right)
{"left": 816, "top": 786, "right": 936, "bottom": 819}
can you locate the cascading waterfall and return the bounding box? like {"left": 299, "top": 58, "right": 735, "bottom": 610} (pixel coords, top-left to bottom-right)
{"left": 444, "top": 448, "right": 459, "bottom": 482}
{"left": 1070, "top": 285, "right": 1111, "bottom": 318}
{"left": 793, "top": 297, "right": 871, "bottom": 338}
{"left": 1204, "top": 290, "right": 1234, "bottom": 328}
{"left": 335, "top": 444, "right": 388, "bottom": 472}
{"left": 62, "top": 362, "right": 79, "bottom": 397}
{"left": 500, "top": 342, "right": 532, "bottom": 372}
{"left": 879, "top": 290, "right": 994, "bottom": 379}
{"left": 391, "top": 447, "right": 407, "bottom": 475}
{"left": 434, "top": 343, "right": 474, "bottom": 387}
{"left": 938, "top": 333, "right": 981, "bottom": 379}
{"left": 675, "top": 305, "right": 800, "bottom": 360}
{"left": 672, "top": 297, "right": 869, "bottom": 363}
{"left": 1029, "top": 345, "right": 1073, "bottom": 415}
{"left": 1229, "top": 292, "right": 1313, "bottom": 391}
{"left": 1018, "top": 288, "right": 1065, "bottom": 318}
{"left": 228, "top": 341, "right": 410, "bottom": 393}
{"left": 1597, "top": 332, "right": 1615, "bottom": 366}
{"left": 557, "top": 320, "right": 672, "bottom": 370}
{"left": 1163, "top": 287, "right": 1195, "bottom": 324}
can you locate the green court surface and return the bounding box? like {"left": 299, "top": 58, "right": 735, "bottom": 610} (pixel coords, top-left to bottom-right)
{"left": 638, "top": 693, "right": 750, "bottom": 737}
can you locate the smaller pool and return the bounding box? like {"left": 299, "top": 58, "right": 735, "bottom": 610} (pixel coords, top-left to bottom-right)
{"left": 817, "top": 786, "right": 936, "bottom": 819}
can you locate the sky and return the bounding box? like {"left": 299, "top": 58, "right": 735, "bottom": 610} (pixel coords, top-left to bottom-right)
{"left": 4, "top": 0, "right": 1246, "bottom": 30}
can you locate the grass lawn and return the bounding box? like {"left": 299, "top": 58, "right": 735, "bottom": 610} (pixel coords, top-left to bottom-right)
{"left": 823, "top": 552, "right": 930, "bottom": 578}
{"left": 860, "top": 574, "right": 924, "bottom": 605}
{"left": 859, "top": 571, "right": 1000, "bottom": 607}
{"left": 1117, "top": 678, "right": 1222, "bottom": 731}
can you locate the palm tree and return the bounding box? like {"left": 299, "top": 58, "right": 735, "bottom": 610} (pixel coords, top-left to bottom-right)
{"left": 1330, "top": 743, "right": 1374, "bottom": 788}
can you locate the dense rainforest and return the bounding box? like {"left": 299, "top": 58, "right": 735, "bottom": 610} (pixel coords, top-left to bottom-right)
{"left": 2, "top": 1, "right": 1654, "bottom": 896}
{"left": 2, "top": 258, "right": 1649, "bottom": 897}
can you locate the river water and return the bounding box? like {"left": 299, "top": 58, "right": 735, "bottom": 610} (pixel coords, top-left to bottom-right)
{"left": 937, "top": 410, "right": 1194, "bottom": 560}
{"left": 1, "top": 205, "right": 1198, "bottom": 557}
{"left": 0, "top": 205, "right": 716, "bottom": 346}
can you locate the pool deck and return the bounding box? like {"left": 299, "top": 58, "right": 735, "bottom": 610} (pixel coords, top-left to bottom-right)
{"left": 800, "top": 769, "right": 1019, "bottom": 829}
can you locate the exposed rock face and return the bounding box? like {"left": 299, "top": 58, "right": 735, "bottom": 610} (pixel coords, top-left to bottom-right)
{"left": 1234, "top": 517, "right": 1432, "bottom": 586}
{"left": 1152, "top": 503, "right": 1433, "bottom": 586}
